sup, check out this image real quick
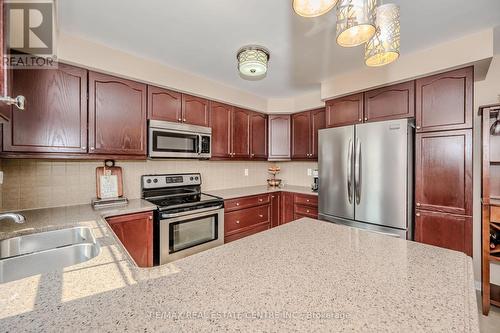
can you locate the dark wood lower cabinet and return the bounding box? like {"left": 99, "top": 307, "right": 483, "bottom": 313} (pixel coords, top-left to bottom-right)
{"left": 106, "top": 211, "right": 154, "bottom": 267}
{"left": 281, "top": 192, "right": 295, "bottom": 224}
{"left": 271, "top": 193, "right": 281, "bottom": 228}
{"left": 415, "top": 210, "right": 472, "bottom": 256}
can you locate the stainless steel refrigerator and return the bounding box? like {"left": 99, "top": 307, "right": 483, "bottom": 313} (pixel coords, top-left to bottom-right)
{"left": 318, "top": 118, "right": 413, "bottom": 239}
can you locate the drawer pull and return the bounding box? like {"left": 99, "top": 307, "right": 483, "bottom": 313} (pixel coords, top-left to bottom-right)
{"left": 236, "top": 203, "right": 240, "bottom": 206}
{"left": 259, "top": 198, "right": 263, "bottom": 202}
{"left": 259, "top": 214, "right": 263, "bottom": 218}
{"left": 306, "top": 199, "right": 310, "bottom": 202}
{"left": 306, "top": 210, "right": 310, "bottom": 213}
{"left": 416, "top": 203, "right": 421, "bottom": 207}
{"left": 416, "top": 213, "right": 420, "bottom": 217}
{"left": 236, "top": 220, "right": 240, "bottom": 224}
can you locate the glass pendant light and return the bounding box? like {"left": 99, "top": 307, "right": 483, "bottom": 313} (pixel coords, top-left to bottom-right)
{"left": 365, "top": 3, "right": 400, "bottom": 67}
{"left": 293, "top": 0, "right": 339, "bottom": 18}
{"left": 336, "top": 0, "right": 376, "bottom": 47}
{"left": 237, "top": 46, "right": 270, "bottom": 80}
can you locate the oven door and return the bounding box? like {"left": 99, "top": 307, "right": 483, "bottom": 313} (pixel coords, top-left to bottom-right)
{"left": 159, "top": 206, "right": 224, "bottom": 264}
{"left": 149, "top": 127, "right": 201, "bottom": 158}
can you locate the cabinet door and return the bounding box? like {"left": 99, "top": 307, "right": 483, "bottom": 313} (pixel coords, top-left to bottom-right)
{"left": 364, "top": 81, "right": 415, "bottom": 122}
{"left": 181, "top": 94, "right": 209, "bottom": 127}
{"left": 310, "top": 108, "right": 326, "bottom": 159}
{"left": 106, "top": 211, "right": 154, "bottom": 267}
{"left": 415, "top": 130, "right": 472, "bottom": 216}
{"left": 416, "top": 67, "right": 473, "bottom": 132}
{"left": 0, "top": 0, "right": 8, "bottom": 122}
{"left": 268, "top": 115, "right": 291, "bottom": 160}
{"left": 89, "top": 71, "right": 147, "bottom": 156}
{"left": 147, "top": 85, "right": 181, "bottom": 122}
{"left": 231, "top": 107, "right": 250, "bottom": 158}
{"left": 415, "top": 210, "right": 472, "bottom": 256}
{"left": 281, "top": 192, "right": 295, "bottom": 224}
{"left": 210, "top": 101, "right": 232, "bottom": 159}
{"left": 326, "top": 93, "right": 363, "bottom": 128}
{"left": 3, "top": 64, "right": 87, "bottom": 153}
{"left": 291, "top": 111, "right": 311, "bottom": 159}
{"left": 271, "top": 192, "right": 281, "bottom": 228}
{"left": 250, "top": 112, "right": 268, "bottom": 159}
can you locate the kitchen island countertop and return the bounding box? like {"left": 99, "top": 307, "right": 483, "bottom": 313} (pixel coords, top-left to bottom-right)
{"left": 0, "top": 204, "right": 478, "bottom": 332}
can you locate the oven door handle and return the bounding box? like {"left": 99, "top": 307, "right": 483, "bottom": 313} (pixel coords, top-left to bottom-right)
{"left": 160, "top": 205, "right": 223, "bottom": 219}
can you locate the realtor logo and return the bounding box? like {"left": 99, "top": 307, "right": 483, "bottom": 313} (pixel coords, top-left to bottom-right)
{"left": 5, "top": 0, "right": 56, "bottom": 68}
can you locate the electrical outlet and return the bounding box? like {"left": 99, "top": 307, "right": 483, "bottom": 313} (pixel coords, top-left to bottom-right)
{"left": 244, "top": 169, "right": 249, "bottom": 176}
{"left": 0, "top": 171, "right": 3, "bottom": 185}
{"left": 307, "top": 168, "right": 312, "bottom": 176}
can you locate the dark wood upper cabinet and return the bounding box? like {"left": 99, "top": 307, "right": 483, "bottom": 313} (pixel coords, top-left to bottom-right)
{"left": 182, "top": 94, "right": 209, "bottom": 127}
{"left": 310, "top": 108, "right": 326, "bottom": 158}
{"left": 231, "top": 107, "right": 250, "bottom": 158}
{"left": 416, "top": 67, "right": 473, "bottom": 132}
{"left": 268, "top": 115, "right": 291, "bottom": 161}
{"left": 210, "top": 101, "right": 232, "bottom": 159}
{"left": 3, "top": 64, "right": 88, "bottom": 153}
{"left": 326, "top": 93, "right": 363, "bottom": 128}
{"left": 364, "top": 81, "right": 415, "bottom": 122}
{"left": 415, "top": 210, "right": 472, "bottom": 256}
{"left": 250, "top": 112, "right": 267, "bottom": 159}
{"left": 147, "top": 86, "right": 181, "bottom": 122}
{"left": 291, "top": 111, "right": 311, "bottom": 159}
{"left": 106, "top": 211, "right": 154, "bottom": 267}
{"left": 89, "top": 71, "right": 147, "bottom": 156}
{"left": 415, "top": 129, "right": 472, "bottom": 216}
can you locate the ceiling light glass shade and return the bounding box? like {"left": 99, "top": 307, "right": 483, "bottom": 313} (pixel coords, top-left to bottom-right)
{"left": 292, "top": 0, "right": 339, "bottom": 18}
{"left": 336, "top": 0, "right": 376, "bottom": 47}
{"left": 365, "top": 3, "right": 400, "bottom": 67}
{"left": 237, "top": 46, "right": 270, "bottom": 80}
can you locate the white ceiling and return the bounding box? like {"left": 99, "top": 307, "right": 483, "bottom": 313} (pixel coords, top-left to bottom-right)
{"left": 58, "top": 0, "right": 500, "bottom": 98}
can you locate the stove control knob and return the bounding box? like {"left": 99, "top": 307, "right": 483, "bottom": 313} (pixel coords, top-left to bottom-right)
{"left": 146, "top": 179, "right": 152, "bottom": 184}
{"left": 190, "top": 177, "right": 194, "bottom": 181}
{"left": 195, "top": 176, "right": 199, "bottom": 181}
{"left": 153, "top": 179, "right": 158, "bottom": 183}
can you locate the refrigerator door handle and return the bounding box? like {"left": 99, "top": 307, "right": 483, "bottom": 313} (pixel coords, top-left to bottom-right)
{"left": 347, "top": 139, "right": 353, "bottom": 204}
{"left": 354, "top": 138, "right": 361, "bottom": 205}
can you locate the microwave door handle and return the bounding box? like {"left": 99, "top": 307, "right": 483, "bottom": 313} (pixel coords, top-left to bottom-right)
{"left": 198, "top": 135, "right": 202, "bottom": 155}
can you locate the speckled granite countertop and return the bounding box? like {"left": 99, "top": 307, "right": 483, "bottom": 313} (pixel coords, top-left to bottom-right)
{"left": 206, "top": 185, "right": 317, "bottom": 200}
{"left": 0, "top": 204, "right": 478, "bottom": 332}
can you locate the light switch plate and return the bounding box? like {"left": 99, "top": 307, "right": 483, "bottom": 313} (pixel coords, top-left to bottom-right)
{"left": 307, "top": 169, "right": 312, "bottom": 176}
{"left": 244, "top": 169, "right": 249, "bottom": 176}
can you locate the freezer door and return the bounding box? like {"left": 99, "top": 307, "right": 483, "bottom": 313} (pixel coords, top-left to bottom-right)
{"left": 318, "top": 126, "right": 355, "bottom": 220}
{"left": 354, "top": 119, "right": 409, "bottom": 230}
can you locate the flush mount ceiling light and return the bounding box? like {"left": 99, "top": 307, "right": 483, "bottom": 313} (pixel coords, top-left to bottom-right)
{"left": 336, "top": 0, "right": 376, "bottom": 47}
{"left": 365, "top": 3, "right": 400, "bottom": 67}
{"left": 237, "top": 46, "right": 270, "bottom": 80}
{"left": 292, "top": 0, "right": 340, "bottom": 18}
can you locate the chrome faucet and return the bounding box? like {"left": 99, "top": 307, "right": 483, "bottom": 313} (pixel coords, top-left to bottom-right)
{"left": 0, "top": 213, "right": 26, "bottom": 224}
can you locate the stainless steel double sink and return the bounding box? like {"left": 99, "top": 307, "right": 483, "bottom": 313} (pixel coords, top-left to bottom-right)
{"left": 0, "top": 227, "right": 101, "bottom": 283}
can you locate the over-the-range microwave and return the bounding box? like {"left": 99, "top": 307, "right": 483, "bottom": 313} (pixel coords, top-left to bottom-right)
{"left": 148, "top": 120, "right": 211, "bottom": 159}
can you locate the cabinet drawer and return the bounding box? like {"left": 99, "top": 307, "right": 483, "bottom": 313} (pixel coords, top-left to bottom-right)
{"left": 294, "top": 204, "right": 318, "bottom": 218}
{"left": 225, "top": 205, "right": 270, "bottom": 234}
{"left": 491, "top": 206, "right": 500, "bottom": 223}
{"left": 294, "top": 194, "right": 318, "bottom": 207}
{"left": 225, "top": 194, "right": 270, "bottom": 212}
{"left": 224, "top": 223, "right": 270, "bottom": 243}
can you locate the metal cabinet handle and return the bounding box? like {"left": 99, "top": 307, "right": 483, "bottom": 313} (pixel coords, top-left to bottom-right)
{"left": 259, "top": 199, "right": 263, "bottom": 202}
{"left": 364, "top": 117, "right": 368, "bottom": 121}
{"left": 416, "top": 203, "right": 421, "bottom": 207}
{"left": 416, "top": 213, "right": 421, "bottom": 217}
{"left": 236, "top": 203, "right": 240, "bottom": 206}
{"left": 416, "top": 126, "right": 421, "bottom": 130}
{"left": 178, "top": 118, "right": 182, "bottom": 122}
{"left": 90, "top": 147, "right": 95, "bottom": 151}
{"left": 358, "top": 118, "right": 362, "bottom": 122}
{"left": 354, "top": 138, "right": 361, "bottom": 205}
{"left": 306, "top": 199, "right": 310, "bottom": 202}
{"left": 347, "top": 139, "right": 353, "bottom": 204}
{"left": 183, "top": 118, "right": 187, "bottom": 122}
{"left": 259, "top": 214, "right": 263, "bottom": 218}
{"left": 0, "top": 95, "right": 25, "bottom": 110}
{"left": 236, "top": 220, "right": 240, "bottom": 224}
{"left": 306, "top": 210, "right": 310, "bottom": 213}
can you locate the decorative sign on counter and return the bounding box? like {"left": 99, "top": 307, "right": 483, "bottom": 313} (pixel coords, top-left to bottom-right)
{"left": 92, "top": 160, "right": 127, "bottom": 206}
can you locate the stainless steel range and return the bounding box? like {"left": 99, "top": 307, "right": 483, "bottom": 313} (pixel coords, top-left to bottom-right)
{"left": 141, "top": 173, "right": 224, "bottom": 265}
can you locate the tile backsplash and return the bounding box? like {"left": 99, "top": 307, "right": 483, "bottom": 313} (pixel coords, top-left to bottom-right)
{"left": 0, "top": 159, "right": 317, "bottom": 212}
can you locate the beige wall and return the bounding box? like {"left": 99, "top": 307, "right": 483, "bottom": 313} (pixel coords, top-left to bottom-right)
{"left": 474, "top": 55, "right": 500, "bottom": 285}
{"left": 0, "top": 159, "right": 316, "bottom": 212}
